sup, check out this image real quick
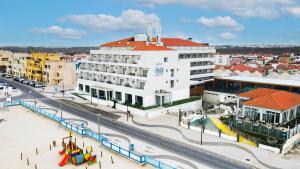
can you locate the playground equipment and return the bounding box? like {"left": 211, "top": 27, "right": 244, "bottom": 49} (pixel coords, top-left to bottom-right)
{"left": 58, "top": 131, "right": 97, "bottom": 167}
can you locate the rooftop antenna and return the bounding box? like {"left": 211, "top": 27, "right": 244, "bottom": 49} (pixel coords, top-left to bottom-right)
{"left": 147, "top": 23, "right": 153, "bottom": 42}
{"left": 156, "top": 23, "right": 161, "bottom": 44}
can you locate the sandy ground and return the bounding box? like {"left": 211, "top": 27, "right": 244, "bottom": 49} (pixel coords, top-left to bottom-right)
{"left": 0, "top": 106, "right": 153, "bottom": 169}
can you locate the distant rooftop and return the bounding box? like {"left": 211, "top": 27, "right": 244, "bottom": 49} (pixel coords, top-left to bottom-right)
{"left": 215, "top": 76, "right": 300, "bottom": 88}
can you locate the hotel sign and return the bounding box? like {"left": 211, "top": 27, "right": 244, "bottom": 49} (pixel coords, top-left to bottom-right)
{"left": 154, "top": 64, "right": 164, "bottom": 76}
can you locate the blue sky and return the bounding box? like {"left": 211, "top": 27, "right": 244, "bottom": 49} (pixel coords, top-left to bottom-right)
{"left": 1, "top": 0, "right": 300, "bottom": 46}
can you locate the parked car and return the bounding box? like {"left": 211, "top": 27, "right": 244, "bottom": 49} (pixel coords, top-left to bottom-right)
{"left": 28, "top": 81, "right": 36, "bottom": 86}
{"left": 34, "top": 83, "right": 46, "bottom": 88}
{"left": 5, "top": 75, "right": 13, "bottom": 78}
{"left": 21, "top": 80, "right": 28, "bottom": 84}
{"left": 13, "top": 77, "right": 19, "bottom": 81}
{"left": 19, "top": 79, "right": 25, "bottom": 83}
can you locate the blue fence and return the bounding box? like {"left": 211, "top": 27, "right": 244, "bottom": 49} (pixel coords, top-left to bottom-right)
{"left": 2, "top": 101, "right": 175, "bottom": 169}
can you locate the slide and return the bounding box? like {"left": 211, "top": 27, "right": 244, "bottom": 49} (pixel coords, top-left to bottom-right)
{"left": 59, "top": 149, "right": 65, "bottom": 155}
{"left": 210, "top": 117, "right": 257, "bottom": 147}
{"left": 58, "top": 154, "right": 70, "bottom": 167}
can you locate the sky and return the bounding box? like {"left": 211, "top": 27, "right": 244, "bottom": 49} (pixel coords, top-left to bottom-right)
{"left": 1, "top": 0, "right": 300, "bottom": 46}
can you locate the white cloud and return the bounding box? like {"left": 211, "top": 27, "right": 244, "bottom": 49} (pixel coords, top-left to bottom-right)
{"left": 137, "top": 0, "right": 297, "bottom": 19}
{"left": 282, "top": 7, "right": 300, "bottom": 18}
{"left": 219, "top": 32, "right": 236, "bottom": 40}
{"left": 59, "top": 9, "right": 160, "bottom": 33}
{"left": 30, "top": 26, "right": 86, "bottom": 39}
{"left": 196, "top": 16, "right": 243, "bottom": 31}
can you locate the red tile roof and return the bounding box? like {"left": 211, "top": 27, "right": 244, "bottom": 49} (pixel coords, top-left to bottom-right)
{"left": 132, "top": 44, "right": 173, "bottom": 51}
{"left": 224, "top": 65, "right": 265, "bottom": 73}
{"left": 239, "top": 88, "right": 300, "bottom": 111}
{"left": 100, "top": 37, "right": 208, "bottom": 50}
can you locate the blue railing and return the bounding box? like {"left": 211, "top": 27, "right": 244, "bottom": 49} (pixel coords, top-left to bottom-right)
{"left": 2, "top": 101, "right": 175, "bottom": 169}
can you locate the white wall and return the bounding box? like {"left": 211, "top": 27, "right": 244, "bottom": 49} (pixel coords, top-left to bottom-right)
{"left": 203, "top": 90, "right": 238, "bottom": 104}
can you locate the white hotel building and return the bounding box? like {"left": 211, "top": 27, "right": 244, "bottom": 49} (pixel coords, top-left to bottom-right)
{"left": 77, "top": 29, "right": 215, "bottom": 108}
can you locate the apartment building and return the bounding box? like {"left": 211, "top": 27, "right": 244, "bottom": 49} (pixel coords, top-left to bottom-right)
{"left": 12, "top": 53, "right": 28, "bottom": 77}
{"left": 77, "top": 26, "right": 215, "bottom": 107}
{"left": 43, "top": 60, "right": 76, "bottom": 85}
{"left": 25, "top": 53, "right": 60, "bottom": 81}
{"left": 0, "top": 50, "right": 13, "bottom": 74}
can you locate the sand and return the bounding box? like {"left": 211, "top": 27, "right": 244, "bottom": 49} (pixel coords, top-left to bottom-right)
{"left": 0, "top": 106, "right": 153, "bottom": 169}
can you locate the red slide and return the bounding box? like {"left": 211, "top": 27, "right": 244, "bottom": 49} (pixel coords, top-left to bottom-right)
{"left": 58, "top": 154, "right": 70, "bottom": 167}
{"left": 59, "top": 149, "right": 65, "bottom": 155}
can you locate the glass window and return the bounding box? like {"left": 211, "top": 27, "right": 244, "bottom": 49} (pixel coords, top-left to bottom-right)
{"left": 170, "top": 80, "right": 174, "bottom": 88}
{"left": 164, "top": 57, "right": 168, "bottom": 62}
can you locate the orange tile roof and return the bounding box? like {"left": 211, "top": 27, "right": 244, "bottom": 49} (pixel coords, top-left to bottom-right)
{"left": 132, "top": 44, "right": 173, "bottom": 51}
{"left": 100, "top": 36, "right": 208, "bottom": 49}
{"left": 239, "top": 88, "right": 300, "bottom": 111}
{"left": 239, "top": 88, "right": 280, "bottom": 99}
{"left": 161, "top": 38, "right": 208, "bottom": 47}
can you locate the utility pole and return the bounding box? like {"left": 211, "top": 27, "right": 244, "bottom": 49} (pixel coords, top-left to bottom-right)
{"left": 62, "top": 83, "right": 65, "bottom": 98}
{"left": 60, "top": 104, "right": 62, "bottom": 119}
{"left": 97, "top": 114, "right": 101, "bottom": 139}
{"left": 200, "top": 124, "right": 203, "bottom": 145}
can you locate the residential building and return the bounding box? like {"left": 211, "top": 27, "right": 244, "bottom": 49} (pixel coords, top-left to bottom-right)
{"left": 77, "top": 26, "right": 215, "bottom": 107}
{"left": 43, "top": 60, "right": 76, "bottom": 85}
{"left": 0, "top": 50, "right": 13, "bottom": 74}
{"left": 25, "top": 53, "right": 60, "bottom": 81}
{"left": 12, "top": 53, "right": 28, "bottom": 77}
{"left": 239, "top": 88, "right": 300, "bottom": 125}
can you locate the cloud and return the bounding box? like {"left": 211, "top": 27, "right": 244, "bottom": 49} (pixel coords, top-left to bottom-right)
{"left": 282, "top": 7, "right": 300, "bottom": 18}
{"left": 30, "top": 26, "right": 86, "bottom": 39}
{"left": 196, "top": 16, "right": 243, "bottom": 31}
{"left": 219, "top": 32, "right": 236, "bottom": 40}
{"left": 59, "top": 9, "right": 160, "bottom": 33}
{"left": 137, "top": 0, "right": 297, "bottom": 19}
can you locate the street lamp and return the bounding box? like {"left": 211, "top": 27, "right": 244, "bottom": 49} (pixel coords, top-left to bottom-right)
{"left": 62, "top": 83, "right": 65, "bottom": 98}
{"left": 97, "top": 113, "right": 101, "bottom": 137}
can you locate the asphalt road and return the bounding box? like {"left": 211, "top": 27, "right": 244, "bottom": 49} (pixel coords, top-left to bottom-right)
{"left": 5, "top": 79, "right": 255, "bottom": 169}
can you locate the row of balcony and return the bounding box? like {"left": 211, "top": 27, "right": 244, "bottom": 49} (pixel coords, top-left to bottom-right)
{"left": 87, "top": 54, "right": 140, "bottom": 64}
{"left": 78, "top": 72, "right": 146, "bottom": 90}
{"left": 80, "top": 63, "right": 148, "bottom": 78}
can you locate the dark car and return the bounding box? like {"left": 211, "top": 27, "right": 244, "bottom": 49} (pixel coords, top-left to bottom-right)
{"left": 13, "top": 77, "right": 19, "bottom": 81}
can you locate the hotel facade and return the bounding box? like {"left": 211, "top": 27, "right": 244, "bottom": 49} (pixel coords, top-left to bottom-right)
{"left": 77, "top": 28, "right": 215, "bottom": 107}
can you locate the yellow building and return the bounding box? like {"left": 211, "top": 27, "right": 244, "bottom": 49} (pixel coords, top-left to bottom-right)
{"left": 25, "top": 53, "right": 60, "bottom": 81}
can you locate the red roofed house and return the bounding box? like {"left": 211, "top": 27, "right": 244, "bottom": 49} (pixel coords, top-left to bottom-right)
{"left": 77, "top": 24, "right": 216, "bottom": 114}
{"left": 238, "top": 88, "right": 300, "bottom": 125}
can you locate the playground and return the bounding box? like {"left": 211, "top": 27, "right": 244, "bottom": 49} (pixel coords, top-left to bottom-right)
{"left": 0, "top": 105, "right": 153, "bottom": 169}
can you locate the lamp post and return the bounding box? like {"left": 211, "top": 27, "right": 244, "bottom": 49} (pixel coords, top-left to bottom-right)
{"left": 62, "top": 83, "right": 65, "bottom": 98}
{"left": 97, "top": 113, "right": 101, "bottom": 137}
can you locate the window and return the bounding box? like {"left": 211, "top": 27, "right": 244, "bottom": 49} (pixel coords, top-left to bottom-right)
{"left": 85, "top": 85, "right": 90, "bottom": 93}
{"left": 171, "top": 69, "right": 174, "bottom": 77}
{"left": 164, "top": 57, "right": 168, "bottom": 62}
{"left": 297, "top": 106, "right": 300, "bottom": 117}
{"left": 275, "top": 113, "right": 280, "bottom": 124}
{"left": 289, "top": 109, "right": 295, "bottom": 121}
{"left": 115, "top": 92, "right": 122, "bottom": 101}
{"left": 170, "top": 80, "right": 174, "bottom": 88}
{"left": 79, "top": 84, "right": 83, "bottom": 91}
